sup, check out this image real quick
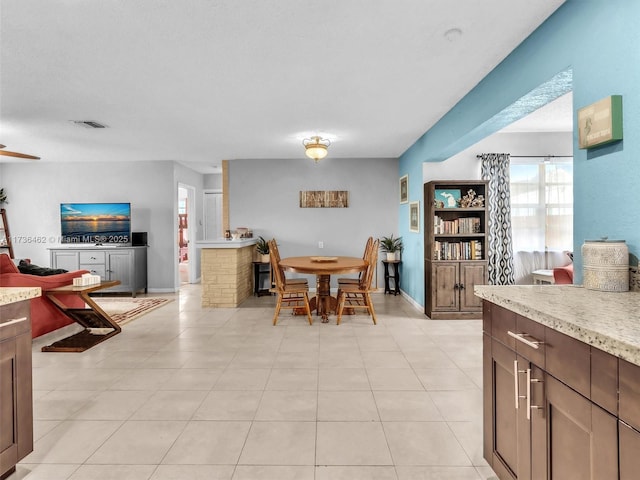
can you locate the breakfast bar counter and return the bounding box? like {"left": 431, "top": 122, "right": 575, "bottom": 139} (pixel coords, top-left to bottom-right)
{"left": 197, "top": 239, "right": 257, "bottom": 307}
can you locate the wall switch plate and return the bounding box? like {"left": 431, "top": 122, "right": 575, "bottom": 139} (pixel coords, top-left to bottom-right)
{"left": 318, "top": 241, "right": 324, "bottom": 248}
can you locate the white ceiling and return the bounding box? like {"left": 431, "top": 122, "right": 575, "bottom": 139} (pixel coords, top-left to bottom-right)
{"left": 0, "top": 1, "right": 566, "bottom": 173}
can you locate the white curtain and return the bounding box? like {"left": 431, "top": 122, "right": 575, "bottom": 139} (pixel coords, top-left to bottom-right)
{"left": 480, "top": 153, "right": 515, "bottom": 285}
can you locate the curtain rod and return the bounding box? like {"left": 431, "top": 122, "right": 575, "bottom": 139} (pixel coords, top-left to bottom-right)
{"left": 476, "top": 154, "right": 572, "bottom": 158}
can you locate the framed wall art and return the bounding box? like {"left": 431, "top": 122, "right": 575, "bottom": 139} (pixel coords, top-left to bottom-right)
{"left": 299, "top": 190, "right": 349, "bottom": 208}
{"left": 399, "top": 175, "right": 408, "bottom": 204}
{"left": 409, "top": 201, "right": 420, "bottom": 232}
{"left": 577, "top": 95, "right": 623, "bottom": 149}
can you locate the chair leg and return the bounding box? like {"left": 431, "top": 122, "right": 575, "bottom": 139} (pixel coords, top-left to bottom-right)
{"left": 303, "top": 292, "right": 313, "bottom": 325}
{"left": 365, "top": 292, "right": 377, "bottom": 325}
{"left": 336, "top": 291, "right": 345, "bottom": 325}
{"left": 273, "top": 295, "right": 283, "bottom": 326}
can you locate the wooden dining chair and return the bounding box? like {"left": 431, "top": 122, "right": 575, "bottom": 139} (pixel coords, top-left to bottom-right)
{"left": 336, "top": 239, "right": 379, "bottom": 325}
{"left": 269, "top": 238, "right": 307, "bottom": 286}
{"left": 337, "top": 236, "right": 373, "bottom": 286}
{"left": 268, "top": 240, "right": 313, "bottom": 326}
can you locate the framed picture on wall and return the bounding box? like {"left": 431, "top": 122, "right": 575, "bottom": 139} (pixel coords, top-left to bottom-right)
{"left": 399, "top": 175, "right": 408, "bottom": 204}
{"left": 409, "top": 201, "right": 420, "bottom": 232}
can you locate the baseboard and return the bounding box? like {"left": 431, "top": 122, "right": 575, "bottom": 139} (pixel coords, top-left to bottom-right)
{"left": 147, "top": 288, "right": 178, "bottom": 294}
{"left": 400, "top": 290, "right": 425, "bottom": 314}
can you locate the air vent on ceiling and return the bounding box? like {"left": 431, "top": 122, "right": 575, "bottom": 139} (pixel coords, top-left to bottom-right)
{"left": 71, "top": 120, "right": 108, "bottom": 128}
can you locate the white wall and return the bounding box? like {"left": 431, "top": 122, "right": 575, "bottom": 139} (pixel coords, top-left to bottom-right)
{"left": 1, "top": 160, "right": 181, "bottom": 292}
{"left": 228, "top": 157, "right": 399, "bottom": 288}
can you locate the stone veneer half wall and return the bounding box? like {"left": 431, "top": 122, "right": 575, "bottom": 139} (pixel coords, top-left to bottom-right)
{"left": 200, "top": 245, "right": 254, "bottom": 307}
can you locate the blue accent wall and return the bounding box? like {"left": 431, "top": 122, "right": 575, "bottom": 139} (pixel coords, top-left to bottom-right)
{"left": 399, "top": 0, "right": 640, "bottom": 307}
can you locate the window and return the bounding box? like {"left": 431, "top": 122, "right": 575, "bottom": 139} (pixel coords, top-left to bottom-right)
{"left": 510, "top": 159, "right": 573, "bottom": 253}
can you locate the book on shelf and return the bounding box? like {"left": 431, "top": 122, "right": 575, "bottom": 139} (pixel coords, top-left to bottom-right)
{"left": 433, "top": 240, "right": 483, "bottom": 260}
{"left": 434, "top": 216, "right": 481, "bottom": 234}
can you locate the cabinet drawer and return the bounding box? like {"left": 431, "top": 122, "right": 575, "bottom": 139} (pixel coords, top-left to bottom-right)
{"left": 79, "top": 251, "right": 105, "bottom": 264}
{"left": 490, "top": 304, "right": 516, "bottom": 350}
{"left": 0, "top": 302, "right": 31, "bottom": 341}
{"left": 514, "top": 314, "right": 545, "bottom": 367}
{"left": 545, "top": 327, "right": 590, "bottom": 398}
{"left": 620, "top": 359, "right": 640, "bottom": 431}
{"left": 591, "top": 347, "right": 618, "bottom": 415}
{"left": 80, "top": 265, "right": 106, "bottom": 280}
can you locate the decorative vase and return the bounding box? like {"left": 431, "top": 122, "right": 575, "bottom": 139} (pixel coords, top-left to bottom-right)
{"left": 582, "top": 239, "right": 629, "bottom": 292}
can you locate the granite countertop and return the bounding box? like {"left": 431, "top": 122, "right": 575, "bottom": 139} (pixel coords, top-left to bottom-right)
{"left": 196, "top": 239, "right": 257, "bottom": 249}
{"left": 475, "top": 285, "right": 640, "bottom": 366}
{"left": 0, "top": 287, "right": 41, "bottom": 307}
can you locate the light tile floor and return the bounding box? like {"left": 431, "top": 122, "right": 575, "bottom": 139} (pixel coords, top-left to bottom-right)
{"left": 10, "top": 284, "right": 498, "bottom": 480}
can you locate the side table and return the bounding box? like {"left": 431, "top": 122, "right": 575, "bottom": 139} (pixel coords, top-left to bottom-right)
{"left": 42, "top": 280, "right": 121, "bottom": 352}
{"left": 382, "top": 260, "right": 401, "bottom": 295}
{"left": 253, "top": 261, "right": 273, "bottom": 296}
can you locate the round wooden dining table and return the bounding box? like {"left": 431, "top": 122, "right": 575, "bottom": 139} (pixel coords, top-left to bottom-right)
{"left": 279, "top": 256, "right": 368, "bottom": 322}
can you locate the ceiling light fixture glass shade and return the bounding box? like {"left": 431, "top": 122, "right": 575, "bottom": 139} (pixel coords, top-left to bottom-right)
{"left": 303, "top": 136, "right": 330, "bottom": 162}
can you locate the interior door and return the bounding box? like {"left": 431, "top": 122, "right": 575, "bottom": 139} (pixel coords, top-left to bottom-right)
{"left": 204, "top": 192, "right": 222, "bottom": 240}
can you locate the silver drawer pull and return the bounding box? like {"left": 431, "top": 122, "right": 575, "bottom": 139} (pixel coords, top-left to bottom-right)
{"left": 0, "top": 317, "right": 27, "bottom": 328}
{"left": 508, "top": 330, "right": 543, "bottom": 350}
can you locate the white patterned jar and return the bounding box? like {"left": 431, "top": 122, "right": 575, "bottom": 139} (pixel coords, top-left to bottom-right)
{"left": 582, "top": 239, "right": 629, "bottom": 292}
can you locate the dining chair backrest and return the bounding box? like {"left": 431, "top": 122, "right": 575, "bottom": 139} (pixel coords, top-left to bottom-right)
{"left": 360, "top": 238, "right": 379, "bottom": 290}
{"left": 362, "top": 236, "right": 374, "bottom": 260}
{"left": 268, "top": 239, "right": 286, "bottom": 290}
{"left": 270, "top": 238, "right": 282, "bottom": 263}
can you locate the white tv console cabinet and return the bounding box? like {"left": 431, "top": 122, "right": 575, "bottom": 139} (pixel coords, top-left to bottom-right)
{"left": 49, "top": 246, "right": 147, "bottom": 297}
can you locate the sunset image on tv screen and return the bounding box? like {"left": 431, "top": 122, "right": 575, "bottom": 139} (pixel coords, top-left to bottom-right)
{"left": 60, "top": 203, "right": 131, "bottom": 244}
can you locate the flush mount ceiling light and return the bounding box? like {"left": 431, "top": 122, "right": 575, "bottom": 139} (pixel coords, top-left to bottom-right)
{"left": 303, "top": 136, "right": 330, "bottom": 162}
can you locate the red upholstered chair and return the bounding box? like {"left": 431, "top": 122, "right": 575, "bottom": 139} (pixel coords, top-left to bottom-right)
{"left": 0, "top": 254, "right": 89, "bottom": 338}
{"left": 553, "top": 264, "right": 574, "bottom": 284}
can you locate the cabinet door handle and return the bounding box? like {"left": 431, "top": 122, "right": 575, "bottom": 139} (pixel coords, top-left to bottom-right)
{"left": 459, "top": 283, "right": 465, "bottom": 290}
{"left": 453, "top": 283, "right": 459, "bottom": 290}
{"left": 0, "top": 316, "right": 27, "bottom": 328}
{"left": 513, "top": 360, "right": 527, "bottom": 409}
{"left": 513, "top": 360, "right": 519, "bottom": 409}
{"left": 508, "top": 330, "right": 543, "bottom": 350}
{"left": 526, "top": 368, "right": 544, "bottom": 420}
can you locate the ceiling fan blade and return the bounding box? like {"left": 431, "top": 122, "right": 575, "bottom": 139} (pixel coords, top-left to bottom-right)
{"left": 0, "top": 150, "right": 40, "bottom": 160}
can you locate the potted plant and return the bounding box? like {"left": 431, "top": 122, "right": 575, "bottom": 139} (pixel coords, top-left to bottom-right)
{"left": 256, "top": 236, "right": 270, "bottom": 263}
{"left": 380, "top": 234, "right": 403, "bottom": 261}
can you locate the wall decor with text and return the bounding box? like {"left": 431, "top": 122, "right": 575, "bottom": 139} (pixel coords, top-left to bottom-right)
{"left": 300, "top": 191, "right": 349, "bottom": 208}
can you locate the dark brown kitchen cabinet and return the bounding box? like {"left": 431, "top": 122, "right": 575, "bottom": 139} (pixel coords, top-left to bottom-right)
{"left": 484, "top": 301, "right": 620, "bottom": 480}
{"left": 485, "top": 337, "right": 547, "bottom": 480}
{"left": 0, "top": 300, "right": 33, "bottom": 479}
{"left": 544, "top": 374, "right": 617, "bottom": 479}
{"left": 619, "top": 420, "right": 640, "bottom": 479}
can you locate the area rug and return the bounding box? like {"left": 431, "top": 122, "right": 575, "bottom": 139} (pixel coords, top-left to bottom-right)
{"left": 93, "top": 297, "right": 174, "bottom": 326}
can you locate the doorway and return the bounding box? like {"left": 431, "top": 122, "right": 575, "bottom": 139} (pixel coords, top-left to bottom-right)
{"left": 178, "top": 184, "right": 196, "bottom": 285}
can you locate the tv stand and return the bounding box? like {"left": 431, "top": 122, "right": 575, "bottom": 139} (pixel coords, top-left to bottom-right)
{"left": 49, "top": 246, "right": 147, "bottom": 297}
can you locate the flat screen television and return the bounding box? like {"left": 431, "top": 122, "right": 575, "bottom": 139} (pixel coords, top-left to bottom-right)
{"left": 60, "top": 203, "right": 131, "bottom": 245}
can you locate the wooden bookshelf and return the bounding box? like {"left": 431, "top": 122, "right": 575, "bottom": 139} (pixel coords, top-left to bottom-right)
{"left": 424, "top": 180, "right": 488, "bottom": 319}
